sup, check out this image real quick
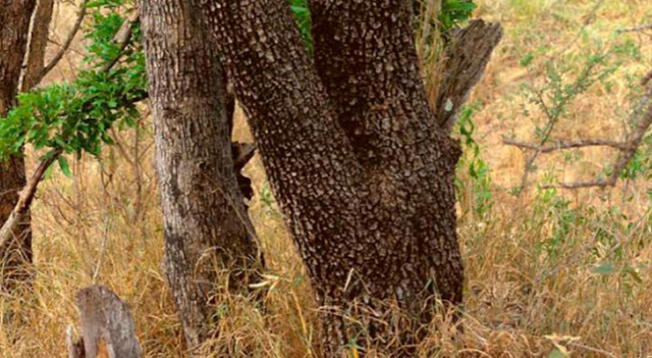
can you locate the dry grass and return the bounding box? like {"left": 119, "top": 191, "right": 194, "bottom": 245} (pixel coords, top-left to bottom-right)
{"left": 1, "top": 0, "right": 652, "bottom": 357}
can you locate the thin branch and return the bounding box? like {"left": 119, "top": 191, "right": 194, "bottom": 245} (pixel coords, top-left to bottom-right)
{"left": 569, "top": 342, "right": 619, "bottom": 358}
{"left": 544, "top": 85, "right": 652, "bottom": 189}
{"left": 34, "top": 0, "right": 89, "bottom": 85}
{"left": 503, "top": 138, "right": 631, "bottom": 153}
{"left": 505, "top": 75, "right": 652, "bottom": 190}
{"left": 617, "top": 23, "right": 652, "bottom": 33}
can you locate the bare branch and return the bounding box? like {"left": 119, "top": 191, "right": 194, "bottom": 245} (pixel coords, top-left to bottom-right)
{"left": 503, "top": 138, "right": 631, "bottom": 152}
{"left": 530, "top": 84, "right": 652, "bottom": 190}
{"left": 617, "top": 23, "right": 652, "bottom": 33}
{"left": 34, "top": 0, "right": 89, "bottom": 85}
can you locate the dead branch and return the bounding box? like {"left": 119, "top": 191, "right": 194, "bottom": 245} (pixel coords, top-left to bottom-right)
{"left": 503, "top": 138, "right": 631, "bottom": 153}
{"left": 617, "top": 23, "right": 652, "bottom": 33}
{"left": 435, "top": 20, "right": 504, "bottom": 132}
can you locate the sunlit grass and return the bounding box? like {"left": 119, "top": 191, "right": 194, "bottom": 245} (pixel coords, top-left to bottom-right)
{"left": 0, "top": 0, "right": 651, "bottom": 357}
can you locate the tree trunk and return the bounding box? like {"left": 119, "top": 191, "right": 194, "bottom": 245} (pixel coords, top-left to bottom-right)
{"left": 21, "top": 0, "right": 55, "bottom": 92}
{"left": 139, "top": 0, "right": 263, "bottom": 351}
{"left": 197, "top": 0, "right": 467, "bottom": 354}
{"left": 0, "top": 0, "right": 37, "bottom": 293}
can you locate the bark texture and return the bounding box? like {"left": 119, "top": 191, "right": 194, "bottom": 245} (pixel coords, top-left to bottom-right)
{"left": 197, "top": 0, "right": 467, "bottom": 354}
{"left": 69, "top": 285, "right": 141, "bottom": 358}
{"left": 434, "top": 20, "right": 503, "bottom": 131}
{"left": 139, "top": 0, "right": 262, "bottom": 351}
{"left": 0, "top": 0, "right": 37, "bottom": 293}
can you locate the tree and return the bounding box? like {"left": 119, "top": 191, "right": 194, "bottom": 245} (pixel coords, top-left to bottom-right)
{"left": 139, "top": 0, "right": 263, "bottom": 351}
{"left": 193, "top": 0, "right": 500, "bottom": 354}
{"left": 0, "top": 0, "right": 37, "bottom": 292}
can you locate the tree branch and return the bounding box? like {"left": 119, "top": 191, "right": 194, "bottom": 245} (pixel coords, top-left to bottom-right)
{"left": 0, "top": 20, "right": 145, "bottom": 249}
{"left": 436, "top": 20, "right": 503, "bottom": 132}
{"left": 503, "top": 138, "right": 631, "bottom": 152}
{"left": 100, "top": 10, "right": 139, "bottom": 72}
{"left": 507, "top": 81, "right": 652, "bottom": 190}
{"left": 0, "top": 149, "right": 61, "bottom": 249}
{"left": 617, "top": 23, "right": 652, "bottom": 33}
{"left": 34, "top": 0, "right": 89, "bottom": 85}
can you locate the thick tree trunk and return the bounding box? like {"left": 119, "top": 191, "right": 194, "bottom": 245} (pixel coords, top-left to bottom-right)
{"left": 0, "top": 0, "right": 37, "bottom": 293}
{"left": 197, "top": 0, "right": 465, "bottom": 354}
{"left": 139, "top": 0, "right": 262, "bottom": 351}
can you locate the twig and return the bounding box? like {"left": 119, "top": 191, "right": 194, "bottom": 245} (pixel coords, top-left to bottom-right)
{"left": 503, "top": 138, "right": 631, "bottom": 153}
{"left": 569, "top": 342, "right": 619, "bottom": 358}
{"left": 92, "top": 216, "right": 111, "bottom": 282}
{"left": 617, "top": 23, "right": 652, "bottom": 33}
{"left": 34, "top": 0, "right": 89, "bottom": 84}
{"left": 505, "top": 82, "right": 652, "bottom": 190}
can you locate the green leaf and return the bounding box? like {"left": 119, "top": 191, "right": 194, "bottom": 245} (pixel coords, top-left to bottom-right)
{"left": 548, "top": 349, "right": 566, "bottom": 358}
{"left": 58, "top": 156, "right": 72, "bottom": 178}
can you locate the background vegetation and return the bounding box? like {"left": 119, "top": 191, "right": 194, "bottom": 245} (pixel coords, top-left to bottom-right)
{"left": 1, "top": 0, "right": 651, "bottom": 356}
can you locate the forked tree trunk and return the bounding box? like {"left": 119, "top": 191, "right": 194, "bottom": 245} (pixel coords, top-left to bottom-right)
{"left": 139, "top": 0, "right": 262, "bottom": 351}
{"left": 0, "top": 0, "right": 37, "bottom": 293}
{"left": 196, "top": 0, "right": 474, "bottom": 354}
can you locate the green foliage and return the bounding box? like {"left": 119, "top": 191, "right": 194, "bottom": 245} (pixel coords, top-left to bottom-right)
{"left": 415, "top": 0, "right": 477, "bottom": 44}
{"left": 0, "top": 1, "right": 146, "bottom": 174}
{"left": 439, "top": 0, "right": 477, "bottom": 35}
{"left": 456, "top": 103, "right": 493, "bottom": 217}
{"left": 522, "top": 53, "right": 619, "bottom": 145}
{"left": 289, "top": 0, "right": 313, "bottom": 55}
{"left": 533, "top": 187, "right": 580, "bottom": 259}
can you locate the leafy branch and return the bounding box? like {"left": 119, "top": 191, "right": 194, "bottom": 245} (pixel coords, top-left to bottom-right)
{"left": 0, "top": 2, "right": 146, "bottom": 247}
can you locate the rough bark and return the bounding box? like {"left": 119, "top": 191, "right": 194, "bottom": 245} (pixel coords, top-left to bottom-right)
{"left": 0, "top": 0, "right": 37, "bottom": 293}
{"left": 139, "top": 0, "right": 262, "bottom": 351}
{"left": 197, "top": 0, "right": 468, "bottom": 354}
{"left": 69, "top": 285, "right": 141, "bottom": 358}
{"left": 434, "top": 20, "right": 503, "bottom": 131}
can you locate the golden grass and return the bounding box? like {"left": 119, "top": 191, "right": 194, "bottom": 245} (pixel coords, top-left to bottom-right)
{"left": 1, "top": 0, "right": 652, "bottom": 357}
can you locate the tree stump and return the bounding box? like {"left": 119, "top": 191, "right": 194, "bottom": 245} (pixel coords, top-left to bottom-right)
{"left": 67, "top": 285, "right": 141, "bottom": 358}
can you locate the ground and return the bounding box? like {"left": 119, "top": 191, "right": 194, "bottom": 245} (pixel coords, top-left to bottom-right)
{"left": 0, "top": 0, "right": 651, "bottom": 356}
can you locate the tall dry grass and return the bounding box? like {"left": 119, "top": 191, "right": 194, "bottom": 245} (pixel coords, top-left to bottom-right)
{"left": 1, "top": 0, "right": 651, "bottom": 357}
